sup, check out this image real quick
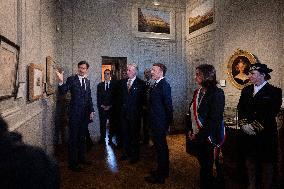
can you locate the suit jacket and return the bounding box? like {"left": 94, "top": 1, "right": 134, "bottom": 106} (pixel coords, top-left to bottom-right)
{"left": 97, "top": 81, "right": 114, "bottom": 111}
{"left": 149, "top": 78, "right": 173, "bottom": 136}
{"left": 121, "top": 77, "right": 145, "bottom": 123}
{"left": 237, "top": 83, "right": 282, "bottom": 156}
{"left": 58, "top": 75, "right": 94, "bottom": 121}
{"left": 187, "top": 86, "right": 225, "bottom": 143}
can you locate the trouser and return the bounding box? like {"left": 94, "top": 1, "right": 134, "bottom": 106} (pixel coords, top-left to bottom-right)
{"left": 99, "top": 109, "right": 111, "bottom": 140}
{"left": 152, "top": 133, "right": 169, "bottom": 178}
{"left": 122, "top": 117, "right": 141, "bottom": 159}
{"left": 68, "top": 118, "right": 88, "bottom": 167}
{"left": 196, "top": 142, "right": 214, "bottom": 189}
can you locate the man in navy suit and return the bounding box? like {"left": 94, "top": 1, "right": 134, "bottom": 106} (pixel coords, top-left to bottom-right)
{"left": 120, "top": 63, "right": 145, "bottom": 163}
{"left": 145, "top": 63, "right": 173, "bottom": 184}
{"left": 56, "top": 61, "right": 94, "bottom": 172}
{"left": 97, "top": 69, "right": 114, "bottom": 145}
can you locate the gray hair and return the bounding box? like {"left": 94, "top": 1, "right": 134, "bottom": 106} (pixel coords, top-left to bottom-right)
{"left": 127, "top": 63, "right": 139, "bottom": 74}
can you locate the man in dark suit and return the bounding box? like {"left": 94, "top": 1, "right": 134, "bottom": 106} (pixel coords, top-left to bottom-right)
{"left": 120, "top": 63, "right": 145, "bottom": 163}
{"left": 56, "top": 61, "right": 94, "bottom": 172}
{"left": 97, "top": 69, "right": 114, "bottom": 145}
{"left": 237, "top": 62, "right": 282, "bottom": 188}
{"left": 112, "top": 70, "right": 128, "bottom": 148}
{"left": 141, "top": 68, "right": 152, "bottom": 145}
{"left": 145, "top": 63, "right": 173, "bottom": 184}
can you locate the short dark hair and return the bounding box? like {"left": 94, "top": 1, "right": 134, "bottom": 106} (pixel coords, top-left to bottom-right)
{"left": 104, "top": 69, "right": 111, "bottom": 74}
{"left": 78, "top": 61, "right": 89, "bottom": 69}
{"left": 153, "top": 63, "right": 167, "bottom": 76}
{"left": 196, "top": 64, "right": 217, "bottom": 88}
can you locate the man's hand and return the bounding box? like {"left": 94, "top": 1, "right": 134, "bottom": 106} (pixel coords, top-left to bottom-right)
{"left": 90, "top": 112, "right": 95, "bottom": 121}
{"left": 188, "top": 130, "right": 196, "bottom": 140}
{"left": 241, "top": 124, "right": 256, "bottom": 135}
{"left": 55, "top": 70, "right": 64, "bottom": 84}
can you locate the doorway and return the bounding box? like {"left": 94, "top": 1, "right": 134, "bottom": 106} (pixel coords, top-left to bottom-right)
{"left": 101, "top": 56, "right": 127, "bottom": 82}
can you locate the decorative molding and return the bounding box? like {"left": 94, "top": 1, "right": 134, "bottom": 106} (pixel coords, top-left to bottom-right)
{"left": 8, "top": 108, "right": 43, "bottom": 131}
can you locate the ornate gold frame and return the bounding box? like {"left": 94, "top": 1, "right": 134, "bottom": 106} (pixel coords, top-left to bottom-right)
{"left": 46, "top": 56, "right": 55, "bottom": 95}
{"left": 227, "top": 49, "right": 256, "bottom": 90}
{"left": 29, "top": 63, "right": 43, "bottom": 101}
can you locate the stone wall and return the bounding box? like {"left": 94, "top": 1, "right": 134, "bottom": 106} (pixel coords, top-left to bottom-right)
{"left": 0, "top": 0, "right": 60, "bottom": 155}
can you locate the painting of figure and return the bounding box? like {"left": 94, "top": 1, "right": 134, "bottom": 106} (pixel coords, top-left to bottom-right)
{"left": 232, "top": 57, "right": 250, "bottom": 85}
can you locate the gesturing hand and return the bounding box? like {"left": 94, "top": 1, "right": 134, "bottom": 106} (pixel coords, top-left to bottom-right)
{"left": 55, "top": 70, "right": 64, "bottom": 84}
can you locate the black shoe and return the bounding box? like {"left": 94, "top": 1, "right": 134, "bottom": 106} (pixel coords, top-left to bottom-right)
{"left": 129, "top": 158, "right": 139, "bottom": 164}
{"left": 150, "top": 170, "right": 169, "bottom": 178}
{"left": 68, "top": 165, "right": 82, "bottom": 172}
{"left": 98, "top": 139, "right": 105, "bottom": 145}
{"left": 120, "top": 155, "right": 128, "bottom": 161}
{"left": 144, "top": 175, "right": 165, "bottom": 184}
{"left": 79, "top": 160, "right": 92, "bottom": 165}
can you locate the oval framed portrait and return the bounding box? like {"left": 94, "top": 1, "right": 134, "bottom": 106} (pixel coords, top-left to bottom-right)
{"left": 227, "top": 49, "right": 256, "bottom": 90}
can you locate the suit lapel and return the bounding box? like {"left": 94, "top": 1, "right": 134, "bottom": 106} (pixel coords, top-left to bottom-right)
{"left": 253, "top": 83, "right": 269, "bottom": 99}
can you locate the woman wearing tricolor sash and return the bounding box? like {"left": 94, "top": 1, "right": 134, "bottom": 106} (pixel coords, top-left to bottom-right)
{"left": 187, "top": 64, "right": 225, "bottom": 189}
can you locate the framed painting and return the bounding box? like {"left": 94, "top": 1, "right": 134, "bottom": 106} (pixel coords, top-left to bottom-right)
{"left": 29, "top": 63, "right": 43, "bottom": 101}
{"left": 187, "top": 0, "right": 215, "bottom": 39}
{"left": 132, "top": 5, "right": 175, "bottom": 40}
{"left": 227, "top": 49, "right": 256, "bottom": 90}
{"left": 0, "top": 35, "right": 20, "bottom": 100}
{"left": 46, "top": 56, "right": 56, "bottom": 95}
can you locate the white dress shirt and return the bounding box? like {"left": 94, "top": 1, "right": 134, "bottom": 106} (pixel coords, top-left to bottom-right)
{"left": 254, "top": 81, "right": 267, "bottom": 96}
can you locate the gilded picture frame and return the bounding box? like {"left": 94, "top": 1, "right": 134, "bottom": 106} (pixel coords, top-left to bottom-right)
{"left": 132, "top": 5, "right": 175, "bottom": 40}
{"left": 227, "top": 49, "right": 256, "bottom": 90}
{"left": 186, "top": 0, "right": 215, "bottom": 39}
{"left": 29, "top": 63, "right": 43, "bottom": 101}
{"left": 46, "top": 56, "right": 55, "bottom": 95}
{"left": 0, "top": 35, "right": 20, "bottom": 100}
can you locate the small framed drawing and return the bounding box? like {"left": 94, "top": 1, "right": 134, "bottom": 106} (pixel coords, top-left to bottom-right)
{"left": 186, "top": 0, "right": 215, "bottom": 39}
{"left": 0, "top": 35, "right": 20, "bottom": 100}
{"left": 132, "top": 5, "right": 175, "bottom": 40}
{"left": 227, "top": 49, "right": 256, "bottom": 90}
{"left": 46, "top": 56, "right": 55, "bottom": 95}
{"left": 29, "top": 63, "right": 43, "bottom": 101}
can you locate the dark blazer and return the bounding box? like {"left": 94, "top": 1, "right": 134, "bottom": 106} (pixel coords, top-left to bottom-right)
{"left": 121, "top": 77, "right": 145, "bottom": 122}
{"left": 188, "top": 86, "right": 225, "bottom": 144}
{"left": 237, "top": 83, "right": 282, "bottom": 158}
{"left": 58, "top": 75, "right": 94, "bottom": 120}
{"left": 97, "top": 81, "right": 114, "bottom": 110}
{"left": 149, "top": 78, "right": 173, "bottom": 136}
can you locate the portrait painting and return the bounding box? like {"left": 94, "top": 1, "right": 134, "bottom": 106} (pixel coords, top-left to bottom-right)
{"left": 132, "top": 5, "right": 175, "bottom": 40}
{"left": 227, "top": 49, "right": 256, "bottom": 90}
{"left": 29, "top": 63, "right": 43, "bottom": 101}
{"left": 188, "top": 0, "right": 214, "bottom": 34}
{"left": 0, "top": 35, "right": 20, "bottom": 100}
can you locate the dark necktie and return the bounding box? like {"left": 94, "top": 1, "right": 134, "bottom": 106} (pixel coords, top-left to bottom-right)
{"left": 105, "top": 82, "right": 109, "bottom": 91}
{"left": 82, "top": 78, "right": 86, "bottom": 90}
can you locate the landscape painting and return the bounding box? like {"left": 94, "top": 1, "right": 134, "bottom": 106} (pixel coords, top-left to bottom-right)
{"left": 138, "top": 8, "right": 171, "bottom": 34}
{"left": 188, "top": 0, "right": 214, "bottom": 34}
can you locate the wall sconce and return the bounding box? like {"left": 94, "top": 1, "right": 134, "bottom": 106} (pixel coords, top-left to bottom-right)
{"left": 153, "top": 1, "right": 160, "bottom": 6}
